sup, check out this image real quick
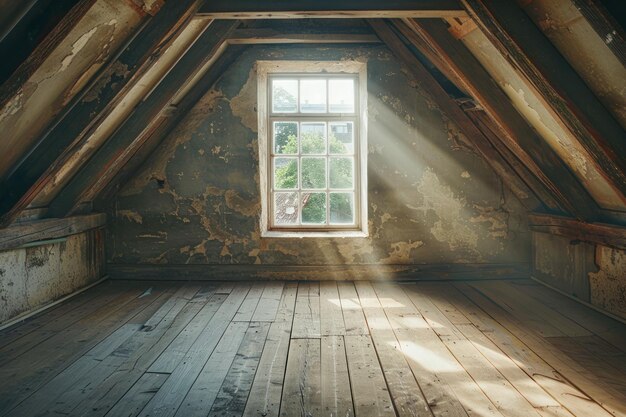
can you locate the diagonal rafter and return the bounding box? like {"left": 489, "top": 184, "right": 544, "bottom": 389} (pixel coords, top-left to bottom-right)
{"left": 461, "top": 0, "right": 626, "bottom": 198}
{"left": 368, "top": 19, "right": 599, "bottom": 218}
{"left": 93, "top": 45, "right": 246, "bottom": 209}
{"left": 0, "top": 0, "right": 208, "bottom": 227}
{"left": 47, "top": 20, "right": 241, "bottom": 217}
{"left": 393, "top": 18, "right": 597, "bottom": 218}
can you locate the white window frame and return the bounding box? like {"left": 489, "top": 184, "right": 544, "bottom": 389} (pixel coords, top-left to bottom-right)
{"left": 257, "top": 61, "right": 368, "bottom": 238}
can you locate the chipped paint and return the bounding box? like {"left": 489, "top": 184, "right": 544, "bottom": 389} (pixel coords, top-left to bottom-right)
{"left": 107, "top": 45, "right": 530, "bottom": 270}
{"left": 588, "top": 245, "right": 626, "bottom": 320}
{"left": 381, "top": 241, "right": 424, "bottom": 264}
{"left": 462, "top": 28, "right": 626, "bottom": 211}
{"left": 0, "top": 0, "right": 143, "bottom": 180}
{"left": 0, "top": 230, "right": 104, "bottom": 325}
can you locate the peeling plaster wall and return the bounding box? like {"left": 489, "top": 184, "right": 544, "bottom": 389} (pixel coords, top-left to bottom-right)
{"left": 533, "top": 232, "right": 626, "bottom": 320}
{"left": 0, "top": 228, "right": 105, "bottom": 325}
{"left": 107, "top": 45, "right": 530, "bottom": 274}
{"left": 0, "top": 0, "right": 143, "bottom": 180}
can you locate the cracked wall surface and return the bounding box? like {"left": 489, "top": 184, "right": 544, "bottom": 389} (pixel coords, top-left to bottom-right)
{"left": 0, "top": 228, "right": 105, "bottom": 325}
{"left": 533, "top": 232, "right": 626, "bottom": 320}
{"left": 106, "top": 45, "right": 530, "bottom": 270}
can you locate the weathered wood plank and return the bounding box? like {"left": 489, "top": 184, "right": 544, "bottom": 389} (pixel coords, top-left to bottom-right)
{"left": 354, "top": 281, "right": 431, "bottom": 417}
{"left": 198, "top": 0, "right": 466, "bottom": 18}
{"left": 32, "top": 285, "right": 201, "bottom": 416}
{"left": 227, "top": 29, "right": 381, "bottom": 44}
{"left": 0, "top": 283, "right": 165, "bottom": 415}
{"left": 456, "top": 282, "right": 622, "bottom": 417}
{"left": 105, "top": 373, "right": 169, "bottom": 417}
{"left": 345, "top": 334, "right": 396, "bottom": 417}
{"left": 233, "top": 282, "right": 265, "bottom": 322}
{"left": 280, "top": 338, "right": 322, "bottom": 417}
{"left": 175, "top": 321, "right": 249, "bottom": 417}
{"left": 528, "top": 213, "right": 626, "bottom": 250}
{"left": 137, "top": 284, "right": 249, "bottom": 417}
{"left": 207, "top": 321, "right": 271, "bottom": 417}
{"left": 242, "top": 283, "right": 297, "bottom": 417}
{"left": 250, "top": 281, "right": 284, "bottom": 322}
{"left": 70, "top": 289, "right": 225, "bottom": 417}
{"left": 292, "top": 282, "right": 321, "bottom": 338}
{"left": 320, "top": 281, "right": 346, "bottom": 336}
{"left": 337, "top": 282, "right": 368, "bottom": 335}
{"left": 0, "top": 213, "right": 105, "bottom": 251}
{"left": 321, "top": 336, "right": 354, "bottom": 417}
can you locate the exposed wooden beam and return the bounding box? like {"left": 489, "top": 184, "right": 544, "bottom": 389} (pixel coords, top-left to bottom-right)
{"left": 0, "top": 0, "right": 96, "bottom": 109}
{"left": 0, "top": 0, "right": 82, "bottom": 85}
{"left": 571, "top": 0, "right": 626, "bottom": 68}
{"left": 94, "top": 46, "right": 245, "bottom": 207}
{"left": 198, "top": 0, "right": 466, "bottom": 19}
{"left": 368, "top": 19, "right": 549, "bottom": 214}
{"left": 461, "top": 0, "right": 626, "bottom": 196}
{"left": 397, "top": 18, "right": 598, "bottom": 218}
{"left": 465, "top": 110, "right": 560, "bottom": 212}
{"left": 227, "top": 29, "right": 381, "bottom": 44}
{"left": 0, "top": 0, "right": 207, "bottom": 228}
{"left": 529, "top": 213, "right": 626, "bottom": 250}
{"left": 0, "top": 213, "right": 105, "bottom": 251}
{"left": 47, "top": 20, "right": 240, "bottom": 218}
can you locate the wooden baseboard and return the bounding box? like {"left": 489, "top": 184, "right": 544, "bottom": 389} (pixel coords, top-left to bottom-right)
{"left": 0, "top": 275, "right": 109, "bottom": 330}
{"left": 530, "top": 275, "right": 626, "bottom": 325}
{"left": 107, "top": 263, "right": 529, "bottom": 281}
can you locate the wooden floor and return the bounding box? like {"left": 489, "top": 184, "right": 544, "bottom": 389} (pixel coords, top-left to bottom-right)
{"left": 1, "top": 279, "right": 625, "bottom": 417}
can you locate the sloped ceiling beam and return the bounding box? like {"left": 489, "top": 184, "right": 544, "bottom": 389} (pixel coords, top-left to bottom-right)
{"left": 396, "top": 18, "right": 598, "bottom": 219}
{"left": 198, "top": 0, "right": 466, "bottom": 19}
{"left": 0, "top": 0, "right": 207, "bottom": 227}
{"left": 368, "top": 19, "right": 552, "bottom": 215}
{"left": 571, "top": 0, "right": 626, "bottom": 68}
{"left": 94, "top": 46, "right": 246, "bottom": 207}
{"left": 47, "top": 20, "right": 240, "bottom": 217}
{"left": 461, "top": 0, "right": 626, "bottom": 197}
{"left": 0, "top": 0, "right": 83, "bottom": 86}
{"left": 0, "top": 0, "right": 97, "bottom": 109}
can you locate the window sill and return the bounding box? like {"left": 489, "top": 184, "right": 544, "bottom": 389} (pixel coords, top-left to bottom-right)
{"left": 261, "top": 230, "right": 368, "bottom": 238}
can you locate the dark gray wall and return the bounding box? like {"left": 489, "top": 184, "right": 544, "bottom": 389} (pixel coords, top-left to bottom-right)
{"left": 106, "top": 45, "right": 530, "bottom": 275}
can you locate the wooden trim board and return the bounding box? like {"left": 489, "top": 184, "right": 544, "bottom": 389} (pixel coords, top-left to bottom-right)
{"left": 106, "top": 263, "right": 530, "bottom": 281}
{"left": 0, "top": 213, "right": 106, "bottom": 251}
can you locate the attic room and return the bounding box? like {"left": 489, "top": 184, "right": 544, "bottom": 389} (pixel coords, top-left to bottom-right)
{"left": 0, "top": 0, "right": 625, "bottom": 416}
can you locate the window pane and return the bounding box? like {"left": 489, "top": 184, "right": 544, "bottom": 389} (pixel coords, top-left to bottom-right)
{"left": 329, "top": 157, "right": 354, "bottom": 189}
{"left": 272, "top": 79, "right": 298, "bottom": 113}
{"left": 274, "top": 157, "right": 298, "bottom": 189}
{"left": 300, "top": 79, "right": 326, "bottom": 113}
{"left": 301, "top": 157, "right": 326, "bottom": 189}
{"left": 275, "top": 192, "right": 298, "bottom": 225}
{"left": 329, "top": 79, "right": 355, "bottom": 113}
{"left": 329, "top": 122, "right": 354, "bottom": 154}
{"left": 273, "top": 122, "right": 298, "bottom": 154}
{"left": 330, "top": 193, "right": 354, "bottom": 224}
{"left": 300, "top": 122, "right": 326, "bottom": 154}
{"left": 301, "top": 192, "right": 326, "bottom": 224}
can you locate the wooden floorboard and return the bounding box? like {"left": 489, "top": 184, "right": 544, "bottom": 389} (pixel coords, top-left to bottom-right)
{"left": 0, "top": 279, "right": 624, "bottom": 417}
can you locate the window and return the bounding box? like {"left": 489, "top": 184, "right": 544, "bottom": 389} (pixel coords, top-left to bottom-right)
{"left": 257, "top": 61, "right": 367, "bottom": 237}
